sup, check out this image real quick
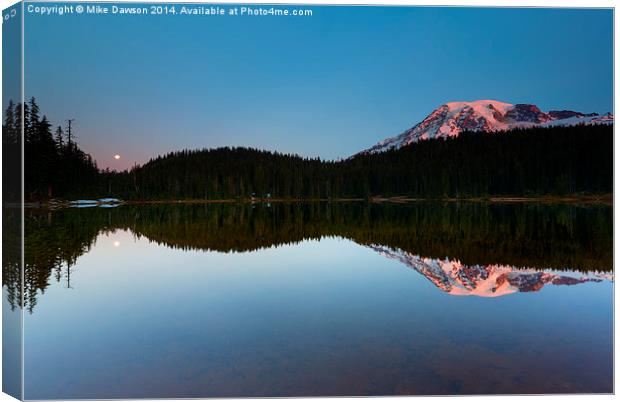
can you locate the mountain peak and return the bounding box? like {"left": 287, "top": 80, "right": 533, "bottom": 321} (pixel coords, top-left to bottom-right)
{"left": 360, "top": 100, "right": 613, "bottom": 155}
{"left": 445, "top": 99, "right": 512, "bottom": 110}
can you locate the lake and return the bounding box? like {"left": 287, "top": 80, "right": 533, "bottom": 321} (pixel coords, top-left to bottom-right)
{"left": 3, "top": 202, "right": 613, "bottom": 398}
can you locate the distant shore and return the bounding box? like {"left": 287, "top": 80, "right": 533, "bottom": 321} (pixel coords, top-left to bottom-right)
{"left": 10, "top": 194, "right": 613, "bottom": 209}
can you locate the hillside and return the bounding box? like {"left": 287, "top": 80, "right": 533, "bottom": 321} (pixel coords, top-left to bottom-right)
{"left": 105, "top": 123, "right": 612, "bottom": 200}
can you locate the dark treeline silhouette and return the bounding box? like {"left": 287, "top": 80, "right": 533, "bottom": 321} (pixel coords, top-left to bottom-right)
{"left": 3, "top": 101, "right": 20, "bottom": 203}
{"left": 349, "top": 124, "right": 612, "bottom": 197}
{"left": 2, "top": 98, "right": 99, "bottom": 200}
{"left": 3, "top": 99, "right": 613, "bottom": 200}
{"left": 4, "top": 202, "right": 612, "bottom": 311}
{"left": 113, "top": 124, "right": 612, "bottom": 200}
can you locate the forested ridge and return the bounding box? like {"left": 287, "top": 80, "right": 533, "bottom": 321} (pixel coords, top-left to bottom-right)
{"left": 3, "top": 99, "right": 613, "bottom": 201}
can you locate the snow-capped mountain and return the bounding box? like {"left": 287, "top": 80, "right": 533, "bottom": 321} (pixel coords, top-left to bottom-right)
{"left": 361, "top": 100, "right": 613, "bottom": 154}
{"left": 370, "top": 244, "right": 613, "bottom": 298}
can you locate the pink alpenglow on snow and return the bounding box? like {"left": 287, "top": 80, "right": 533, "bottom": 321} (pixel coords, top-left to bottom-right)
{"left": 361, "top": 100, "right": 614, "bottom": 155}
{"left": 370, "top": 245, "right": 613, "bottom": 298}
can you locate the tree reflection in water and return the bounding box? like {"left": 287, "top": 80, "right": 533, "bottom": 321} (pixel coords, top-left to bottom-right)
{"left": 3, "top": 201, "right": 613, "bottom": 312}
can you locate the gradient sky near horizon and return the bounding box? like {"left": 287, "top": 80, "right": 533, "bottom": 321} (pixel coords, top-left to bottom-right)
{"left": 17, "top": 4, "right": 614, "bottom": 170}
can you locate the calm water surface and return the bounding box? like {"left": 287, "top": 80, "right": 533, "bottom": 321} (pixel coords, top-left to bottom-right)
{"left": 4, "top": 202, "right": 613, "bottom": 398}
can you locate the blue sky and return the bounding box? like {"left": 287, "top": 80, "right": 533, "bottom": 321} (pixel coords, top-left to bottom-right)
{"left": 18, "top": 4, "right": 614, "bottom": 169}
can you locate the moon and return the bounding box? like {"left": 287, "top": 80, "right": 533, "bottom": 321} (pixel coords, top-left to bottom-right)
{"left": 114, "top": 154, "right": 121, "bottom": 160}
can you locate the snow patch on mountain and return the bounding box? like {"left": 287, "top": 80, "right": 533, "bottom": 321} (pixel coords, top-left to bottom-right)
{"left": 370, "top": 244, "right": 613, "bottom": 298}
{"left": 361, "top": 100, "right": 613, "bottom": 155}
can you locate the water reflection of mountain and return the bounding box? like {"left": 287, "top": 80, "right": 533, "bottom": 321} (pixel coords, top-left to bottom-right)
{"left": 371, "top": 245, "right": 612, "bottom": 297}
{"left": 3, "top": 202, "right": 613, "bottom": 310}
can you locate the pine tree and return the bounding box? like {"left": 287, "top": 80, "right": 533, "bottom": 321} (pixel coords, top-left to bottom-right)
{"left": 27, "top": 97, "right": 39, "bottom": 142}
{"left": 55, "top": 126, "right": 64, "bottom": 150}
{"left": 3, "top": 100, "right": 16, "bottom": 144}
{"left": 38, "top": 115, "right": 52, "bottom": 141}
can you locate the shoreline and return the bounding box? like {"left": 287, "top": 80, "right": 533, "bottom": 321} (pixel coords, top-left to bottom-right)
{"left": 9, "top": 194, "right": 614, "bottom": 209}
